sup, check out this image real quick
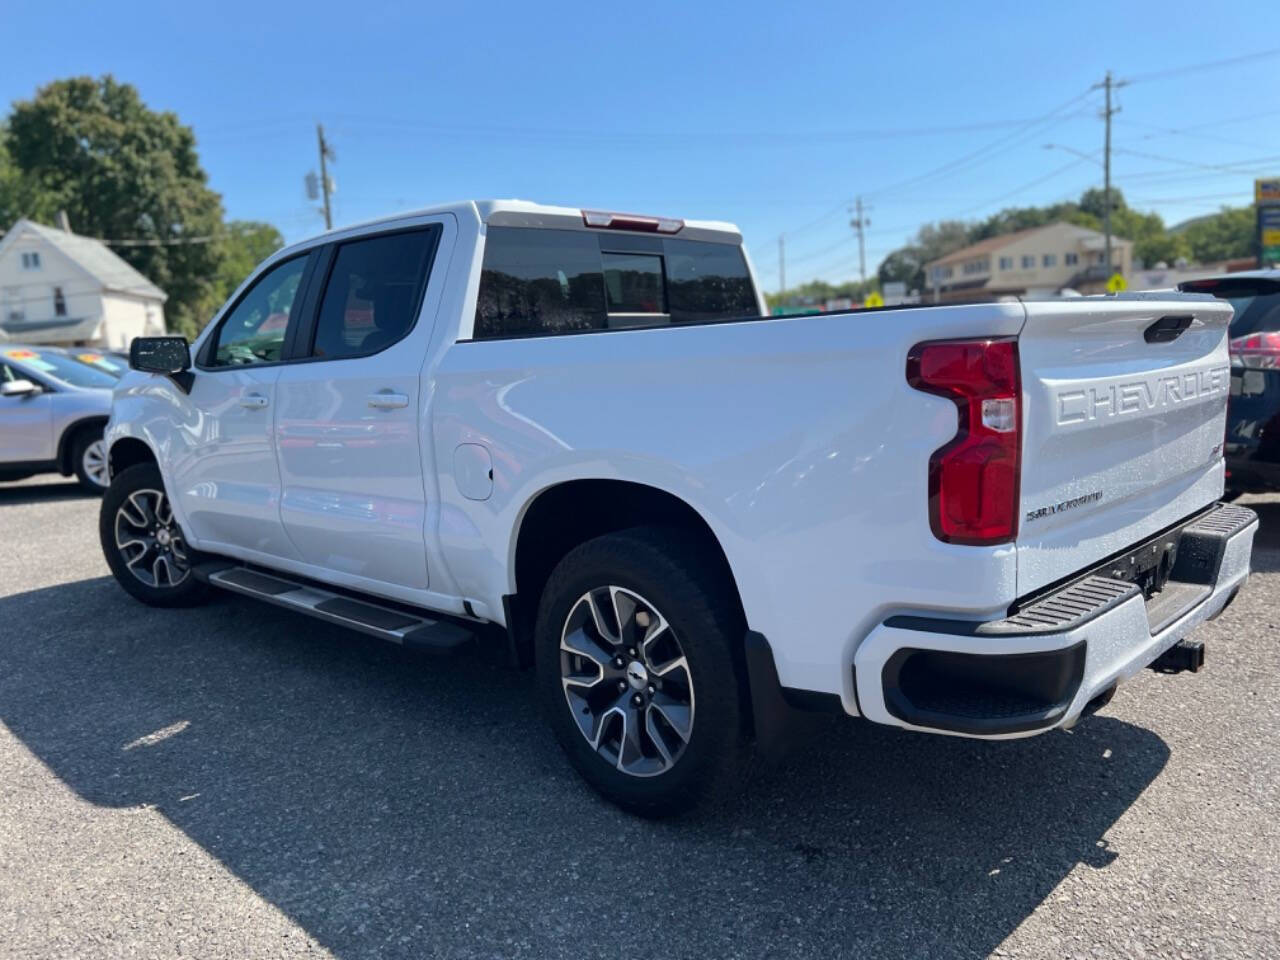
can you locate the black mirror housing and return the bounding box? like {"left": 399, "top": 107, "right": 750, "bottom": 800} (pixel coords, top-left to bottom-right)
{"left": 130, "top": 337, "right": 191, "bottom": 375}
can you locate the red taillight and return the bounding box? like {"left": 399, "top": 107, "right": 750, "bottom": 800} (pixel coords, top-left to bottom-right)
{"left": 582, "top": 210, "right": 684, "bottom": 234}
{"left": 1230, "top": 331, "right": 1280, "bottom": 369}
{"left": 906, "top": 338, "right": 1021, "bottom": 545}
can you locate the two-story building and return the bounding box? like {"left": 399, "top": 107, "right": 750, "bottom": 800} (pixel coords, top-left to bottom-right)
{"left": 923, "top": 222, "right": 1132, "bottom": 303}
{"left": 0, "top": 218, "right": 167, "bottom": 349}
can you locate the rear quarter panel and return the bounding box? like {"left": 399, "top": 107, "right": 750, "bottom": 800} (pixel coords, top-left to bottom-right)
{"left": 431, "top": 302, "right": 1026, "bottom": 702}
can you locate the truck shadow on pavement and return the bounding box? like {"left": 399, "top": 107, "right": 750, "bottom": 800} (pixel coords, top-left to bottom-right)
{"left": 0, "top": 480, "right": 93, "bottom": 506}
{"left": 1, "top": 576, "right": 1172, "bottom": 960}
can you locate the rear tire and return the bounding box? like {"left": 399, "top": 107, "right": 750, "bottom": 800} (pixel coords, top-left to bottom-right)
{"left": 534, "top": 526, "right": 747, "bottom": 817}
{"left": 71, "top": 428, "right": 109, "bottom": 494}
{"left": 100, "top": 463, "right": 211, "bottom": 607}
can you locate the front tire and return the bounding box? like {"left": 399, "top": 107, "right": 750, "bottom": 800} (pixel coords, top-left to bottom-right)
{"left": 534, "top": 527, "right": 746, "bottom": 817}
{"left": 99, "top": 463, "right": 210, "bottom": 607}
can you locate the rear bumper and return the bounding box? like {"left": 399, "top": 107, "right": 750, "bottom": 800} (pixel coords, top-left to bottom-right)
{"left": 852, "top": 502, "right": 1258, "bottom": 738}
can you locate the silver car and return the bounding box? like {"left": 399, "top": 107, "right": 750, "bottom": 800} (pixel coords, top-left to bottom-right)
{"left": 0, "top": 345, "right": 123, "bottom": 492}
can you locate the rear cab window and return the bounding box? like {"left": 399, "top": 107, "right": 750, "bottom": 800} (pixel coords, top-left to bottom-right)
{"left": 472, "top": 227, "right": 757, "bottom": 340}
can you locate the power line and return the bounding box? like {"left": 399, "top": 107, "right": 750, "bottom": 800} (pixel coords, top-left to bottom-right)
{"left": 1113, "top": 147, "right": 1280, "bottom": 175}
{"left": 1124, "top": 47, "right": 1280, "bottom": 85}
{"left": 862, "top": 92, "right": 1098, "bottom": 201}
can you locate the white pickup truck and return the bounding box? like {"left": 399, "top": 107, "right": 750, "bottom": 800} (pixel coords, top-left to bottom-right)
{"left": 101, "top": 199, "right": 1257, "bottom": 815}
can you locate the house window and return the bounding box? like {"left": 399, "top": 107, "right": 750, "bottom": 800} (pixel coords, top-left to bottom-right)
{"left": 21, "top": 251, "right": 42, "bottom": 270}
{"left": 1065, "top": 252, "right": 1078, "bottom": 266}
{"left": 53, "top": 287, "right": 67, "bottom": 316}
{"left": 1021, "top": 255, "right": 1035, "bottom": 269}
{"left": 998, "top": 256, "right": 1013, "bottom": 270}
{"left": 1042, "top": 253, "right": 1057, "bottom": 267}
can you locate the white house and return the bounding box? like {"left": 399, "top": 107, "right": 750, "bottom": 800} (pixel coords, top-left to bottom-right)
{"left": 0, "top": 218, "right": 167, "bottom": 349}
{"left": 923, "top": 222, "right": 1134, "bottom": 303}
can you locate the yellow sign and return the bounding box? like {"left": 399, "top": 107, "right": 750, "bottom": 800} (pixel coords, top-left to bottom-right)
{"left": 1263, "top": 229, "right": 1280, "bottom": 248}
{"left": 1106, "top": 273, "right": 1128, "bottom": 294}
{"left": 1256, "top": 178, "right": 1280, "bottom": 205}
{"left": 863, "top": 291, "right": 885, "bottom": 308}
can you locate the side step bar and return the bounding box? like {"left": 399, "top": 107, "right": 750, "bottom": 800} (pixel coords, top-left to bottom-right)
{"left": 193, "top": 562, "right": 475, "bottom": 654}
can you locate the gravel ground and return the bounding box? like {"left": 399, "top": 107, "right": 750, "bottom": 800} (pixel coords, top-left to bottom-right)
{"left": 0, "top": 476, "right": 1277, "bottom": 960}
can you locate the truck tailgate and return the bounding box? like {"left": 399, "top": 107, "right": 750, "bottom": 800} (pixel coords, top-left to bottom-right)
{"left": 1016, "top": 295, "right": 1234, "bottom": 595}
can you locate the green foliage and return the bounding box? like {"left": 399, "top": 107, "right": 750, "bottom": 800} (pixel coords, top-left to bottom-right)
{"left": 189, "top": 221, "right": 286, "bottom": 325}
{"left": 876, "top": 220, "right": 971, "bottom": 292}
{"left": 766, "top": 276, "right": 878, "bottom": 311}
{"left": 1179, "top": 206, "right": 1256, "bottom": 264}
{"left": 0, "top": 76, "right": 285, "bottom": 340}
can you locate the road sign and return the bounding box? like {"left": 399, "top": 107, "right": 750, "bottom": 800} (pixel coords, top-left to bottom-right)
{"left": 1106, "top": 273, "right": 1127, "bottom": 294}
{"left": 864, "top": 291, "right": 885, "bottom": 308}
{"left": 1259, "top": 182, "right": 1280, "bottom": 267}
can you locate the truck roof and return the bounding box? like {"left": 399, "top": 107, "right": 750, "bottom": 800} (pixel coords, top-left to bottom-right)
{"left": 308, "top": 199, "right": 745, "bottom": 247}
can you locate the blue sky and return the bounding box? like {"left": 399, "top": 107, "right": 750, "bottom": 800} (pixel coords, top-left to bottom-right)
{"left": 4, "top": 1, "right": 1277, "bottom": 291}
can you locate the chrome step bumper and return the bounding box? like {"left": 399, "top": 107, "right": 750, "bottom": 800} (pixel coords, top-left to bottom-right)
{"left": 852, "top": 502, "right": 1258, "bottom": 738}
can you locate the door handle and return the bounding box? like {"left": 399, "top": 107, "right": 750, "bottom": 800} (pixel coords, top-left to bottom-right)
{"left": 238, "top": 393, "right": 269, "bottom": 409}
{"left": 367, "top": 392, "right": 410, "bottom": 410}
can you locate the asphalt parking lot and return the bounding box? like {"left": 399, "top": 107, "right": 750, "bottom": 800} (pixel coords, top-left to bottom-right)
{"left": 1, "top": 477, "right": 1277, "bottom": 960}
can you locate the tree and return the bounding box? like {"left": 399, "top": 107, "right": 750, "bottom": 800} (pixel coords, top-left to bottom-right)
{"left": 877, "top": 220, "right": 971, "bottom": 291}
{"left": 3, "top": 76, "right": 225, "bottom": 337}
{"left": 182, "top": 220, "right": 286, "bottom": 327}
{"left": 1180, "top": 206, "right": 1256, "bottom": 264}
{"left": 0, "top": 130, "right": 57, "bottom": 227}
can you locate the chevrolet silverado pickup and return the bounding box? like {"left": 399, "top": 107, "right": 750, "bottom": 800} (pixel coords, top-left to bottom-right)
{"left": 100, "top": 200, "right": 1257, "bottom": 815}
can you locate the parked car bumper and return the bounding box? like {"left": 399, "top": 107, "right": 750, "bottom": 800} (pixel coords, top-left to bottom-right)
{"left": 851, "top": 503, "right": 1258, "bottom": 738}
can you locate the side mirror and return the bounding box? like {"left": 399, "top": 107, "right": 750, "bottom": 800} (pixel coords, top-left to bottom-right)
{"left": 130, "top": 336, "right": 191, "bottom": 375}
{"left": 1, "top": 379, "right": 40, "bottom": 398}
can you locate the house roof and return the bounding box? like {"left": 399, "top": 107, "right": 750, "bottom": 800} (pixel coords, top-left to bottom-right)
{"left": 0, "top": 219, "right": 167, "bottom": 301}
{"left": 928, "top": 226, "right": 1047, "bottom": 268}
{"left": 925, "top": 221, "right": 1131, "bottom": 269}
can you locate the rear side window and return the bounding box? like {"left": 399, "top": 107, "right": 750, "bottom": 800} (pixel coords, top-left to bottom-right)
{"left": 474, "top": 229, "right": 607, "bottom": 338}
{"left": 473, "top": 227, "right": 757, "bottom": 339}
{"left": 664, "top": 238, "right": 756, "bottom": 323}
{"left": 311, "top": 227, "right": 438, "bottom": 360}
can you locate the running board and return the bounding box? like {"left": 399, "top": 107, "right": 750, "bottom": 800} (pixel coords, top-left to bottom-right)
{"left": 194, "top": 563, "right": 475, "bottom": 654}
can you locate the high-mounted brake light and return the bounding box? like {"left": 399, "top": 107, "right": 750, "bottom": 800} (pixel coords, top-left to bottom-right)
{"left": 582, "top": 210, "right": 684, "bottom": 234}
{"left": 906, "top": 338, "right": 1021, "bottom": 545}
{"left": 1230, "top": 331, "right": 1280, "bottom": 369}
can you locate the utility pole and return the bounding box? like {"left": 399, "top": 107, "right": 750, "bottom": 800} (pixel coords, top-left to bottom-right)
{"left": 778, "top": 235, "right": 786, "bottom": 303}
{"left": 316, "top": 123, "right": 335, "bottom": 230}
{"left": 1093, "top": 71, "right": 1126, "bottom": 273}
{"left": 851, "top": 197, "right": 870, "bottom": 287}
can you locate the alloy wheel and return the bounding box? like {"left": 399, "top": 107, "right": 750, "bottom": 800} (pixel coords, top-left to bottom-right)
{"left": 114, "top": 488, "right": 191, "bottom": 588}
{"left": 559, "top": 586, "right": 695, "bottom": 777}
{"left": 82, "top": 439, "right": 109, "bottom": 489}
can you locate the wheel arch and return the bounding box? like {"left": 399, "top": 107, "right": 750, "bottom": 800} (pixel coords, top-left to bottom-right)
{"left": 505, "top": 478, "right": 748, "bottom": 667}
{"left": 56, "top": 416, "right": 109, "bottom": 474}
{"left": 106, "top": 435, "right": 159, "bottom": 480}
